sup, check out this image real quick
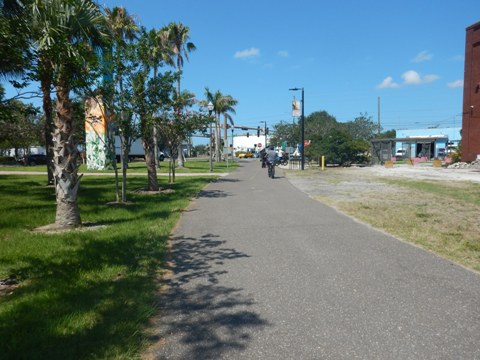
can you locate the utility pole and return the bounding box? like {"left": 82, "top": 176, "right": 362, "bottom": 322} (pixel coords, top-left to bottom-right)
{"left": 263, "top": 121, "right": 267, "bottom": 147}
{"left": 378, "top": 96, "right": 381, "bottom": 134}
{"left": 301, "top": 88, "right": 305, "bottom": 169}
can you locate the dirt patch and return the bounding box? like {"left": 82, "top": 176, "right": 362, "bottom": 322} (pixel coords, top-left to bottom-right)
{"left": 133, "top": 188, "right": 176, "bottom": 195}
{"left": 33, "top": 222, "right": 107, "bottom": 234}
{"left": 0, "top": 277, "right": 20, "bottom": 297}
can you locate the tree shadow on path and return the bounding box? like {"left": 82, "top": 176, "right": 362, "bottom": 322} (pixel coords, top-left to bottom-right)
{"left": 147, "top": 234, "right": 270, "bottom": 359}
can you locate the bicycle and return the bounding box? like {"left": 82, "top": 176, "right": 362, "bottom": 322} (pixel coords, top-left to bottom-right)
{"left": 267, "top": 160, "right": 276, "bottom": 178}
{"left": 278, "top": 158, "right": 288, "bottom": 166}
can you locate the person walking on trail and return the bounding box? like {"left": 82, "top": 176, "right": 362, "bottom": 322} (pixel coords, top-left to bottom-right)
{"left": 277, "top": 147, "right": 284, "bottom": 161}
{"left": 260, "top": 148, "right": 267, "bottom": 168}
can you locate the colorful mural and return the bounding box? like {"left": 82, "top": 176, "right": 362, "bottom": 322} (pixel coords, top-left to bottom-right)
{"left": 85, "top": 97, "right": 108, "bottom": 170}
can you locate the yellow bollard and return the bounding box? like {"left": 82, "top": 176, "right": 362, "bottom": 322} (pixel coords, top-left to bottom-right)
{"left": 321, "top": 155, "right": 325, "bottom": 170}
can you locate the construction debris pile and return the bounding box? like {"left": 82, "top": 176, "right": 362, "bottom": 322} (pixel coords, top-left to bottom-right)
{"left": 448, "top": 159, "right": 480, "bottom": 169}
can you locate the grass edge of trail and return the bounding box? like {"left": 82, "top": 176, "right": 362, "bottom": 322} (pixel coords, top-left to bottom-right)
{"left": 0, "top": 174, "right": 214, "bottom": 359}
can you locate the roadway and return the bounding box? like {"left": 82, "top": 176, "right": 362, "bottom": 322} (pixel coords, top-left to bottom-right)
{"left": 150, "top": 159, "right": 480, "bottom": 359}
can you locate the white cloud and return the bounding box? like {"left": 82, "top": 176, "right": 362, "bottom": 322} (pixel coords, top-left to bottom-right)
{"left": 412, "top": 50, "right": 433, "bottom": 63}
{"left": 234, "top": 47, "right": 260, "bottom": 59}
{"left": 378, "top": 71, "right": 440, "bottom": 89}
{"left": 377, "top": 76, "right": 400, "bottom": 89}
{"left": 402, "top": 70, "right": 422, "bottom": 84}
{"left": 423, "top": 74, "right": 439, "bottom": 83}
{"left": 450, "top": 54, "right": 464, "bottom": 62}
{"left": 278, "top": 50, "right": 289, "bottom": 58}
{"left": 447, "top": 80, "right": 464, "bottom": 88}
{"left": 401, "top": 70, "right": 439, "bottom": 85}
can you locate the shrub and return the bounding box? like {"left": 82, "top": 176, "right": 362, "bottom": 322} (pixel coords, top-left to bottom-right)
{"left": 0, "top": 156, "right": 16, "bottom": 165}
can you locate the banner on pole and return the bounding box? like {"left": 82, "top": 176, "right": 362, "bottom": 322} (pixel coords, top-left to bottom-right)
{"left": 292, "top": 99, "right": 300, "bottom": 117}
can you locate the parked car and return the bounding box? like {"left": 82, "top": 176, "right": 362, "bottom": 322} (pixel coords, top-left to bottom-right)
{"left": 19, "top": 154, "right": 47, "bottom": 166}
{"left": 395, "top": 149, "right": 407, "bottom": 158}
{"left": 238, "top": 152, "right": 254, "bottom": 159}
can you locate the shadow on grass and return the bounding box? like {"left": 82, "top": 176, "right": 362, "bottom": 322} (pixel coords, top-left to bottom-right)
{"left": 0, "top": 230, "right": 168, "bottom": 360}
{"left": 0, "top": 175, "right": 214, "bottom": 359}
{"left": 77, "top": 176, "right": 212, "bottom": 225}
{"left": 0, "top": 176, "right": 56, "bottom": 230}
{"left": 148, "top": 234, "right": 269, "bottom": 359}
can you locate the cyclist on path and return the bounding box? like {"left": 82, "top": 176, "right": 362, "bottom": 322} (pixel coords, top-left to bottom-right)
{"left": 266, "top": 145, "right": 278, "bottom": 165}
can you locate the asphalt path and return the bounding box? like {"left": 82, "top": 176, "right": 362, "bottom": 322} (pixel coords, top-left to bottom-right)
{"left": 151, "top": 159, "right": 480, "bottom": 360}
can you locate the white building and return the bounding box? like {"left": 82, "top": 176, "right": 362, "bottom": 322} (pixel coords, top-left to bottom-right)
{"left": 232, "top": 134, "right": 270, "bottom": 154}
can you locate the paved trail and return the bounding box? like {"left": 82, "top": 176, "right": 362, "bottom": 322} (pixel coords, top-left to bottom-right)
{"left": 150, "top": 160, "right": 480, "bottom": 360}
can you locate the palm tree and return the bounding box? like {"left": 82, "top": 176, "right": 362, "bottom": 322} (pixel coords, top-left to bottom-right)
{"left": 0, "top": 0, "right": 31, "bottom": 78}
{"left": 147, "top": 27, "right": 174, "bottom": 170}
{"left": 204, "top": 88, "right": 238, "bottom": 162}
{"left": 151, "top": 27, "right": 175, "bottom": 77}
{"left": 0, "top": 1, "right": 56, "bottom": 185}
{"left": 104, "top": 6, "right": 138, "bottom": 202}
{"left": 165, "top": 22, "right": 196, "bottom": 96}
{"left": 130, "top": 27, "right": 164, "bottom": 191}
{"left": 219, "top": 95, "right": 238, "bottom": 159}
{"left": 31, "top": 0, "right": 108, "bottom": 228}
{"left": 164, "top": 22, "right": 196, "bottom": 167}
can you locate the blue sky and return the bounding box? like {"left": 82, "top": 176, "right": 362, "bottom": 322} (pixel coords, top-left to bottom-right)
{"left": 4, "top": 0, "right": 479, "bottom": 141}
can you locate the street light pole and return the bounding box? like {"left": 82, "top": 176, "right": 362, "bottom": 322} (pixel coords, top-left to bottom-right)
{"left": 231, "top": 128, "right": 234, "bottom": 163}
{"left": 289, "top": 87, "right": 305, "bottom": 170}
{"left": 207, "top": 102, "right": 214, "bottom": 173}
{"left": 262, "top": 120, "right": 267, "bottom": 148}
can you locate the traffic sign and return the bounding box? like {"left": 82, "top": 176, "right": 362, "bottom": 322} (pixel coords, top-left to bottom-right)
{"left": 258, "top": 143, "right": 262, "bottom": 148}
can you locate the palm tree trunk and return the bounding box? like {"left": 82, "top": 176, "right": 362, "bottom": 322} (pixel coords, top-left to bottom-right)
{"left": 39, "top": 58, "right": 54, "bottom": 185}
{"left": 53, "top": 80, "right": 81, "bottom": 228}
{"left": 223, "top": 114, "right": 228, "bottom": 161}
{"left": 215, "top": 116, "right": 221, "bottom": 162}
{"left": 42, "top": 81, "right": 55, "bottom": 185}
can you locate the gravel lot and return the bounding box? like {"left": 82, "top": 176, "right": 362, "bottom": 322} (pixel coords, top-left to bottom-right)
{"left": 285, "top": 164, "right": 480, "bottom": 203}
{"left": 363, "top": 164, "right": 480, "bottom": 183}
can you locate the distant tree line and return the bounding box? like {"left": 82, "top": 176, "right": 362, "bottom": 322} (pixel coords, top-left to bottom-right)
{"left": 270, "top": 111, "right": 396, "bottom": 165}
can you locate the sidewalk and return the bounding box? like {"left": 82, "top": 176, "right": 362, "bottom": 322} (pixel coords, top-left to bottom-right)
{"left": 0, "top": 171, "right": 228, "bottom": 177}
{"left": 146, "top": 160, "right": 480, "bottom": 360}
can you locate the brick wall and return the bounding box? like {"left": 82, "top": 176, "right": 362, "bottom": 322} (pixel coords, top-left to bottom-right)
{"left": 462, "top": 21, "right": 480, "bottom": 161}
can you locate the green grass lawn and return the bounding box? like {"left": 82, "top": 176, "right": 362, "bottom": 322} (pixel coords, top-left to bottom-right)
{"left": 0, "top": 174, "right": 214, "bottom": 359}
{"left": 0, "top": 158, "right": 238, "bottom": 174}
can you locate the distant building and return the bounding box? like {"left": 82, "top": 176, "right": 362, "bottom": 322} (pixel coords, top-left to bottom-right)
{"left": 396, "top": 127, "right": 461, "bottom": 157}
{"left": 462, "top": 21, "right": 480, "bottom": 161}
{"left": 370, "top": 126, "right": 461, "bottom": 164}
{"left": 233, "top": 134, "right": 269, "bottom": 153}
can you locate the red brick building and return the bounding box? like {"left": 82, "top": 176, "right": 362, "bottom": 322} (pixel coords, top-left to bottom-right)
{"left": 462, "top": 21, "right": 480, "bottom": 161}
